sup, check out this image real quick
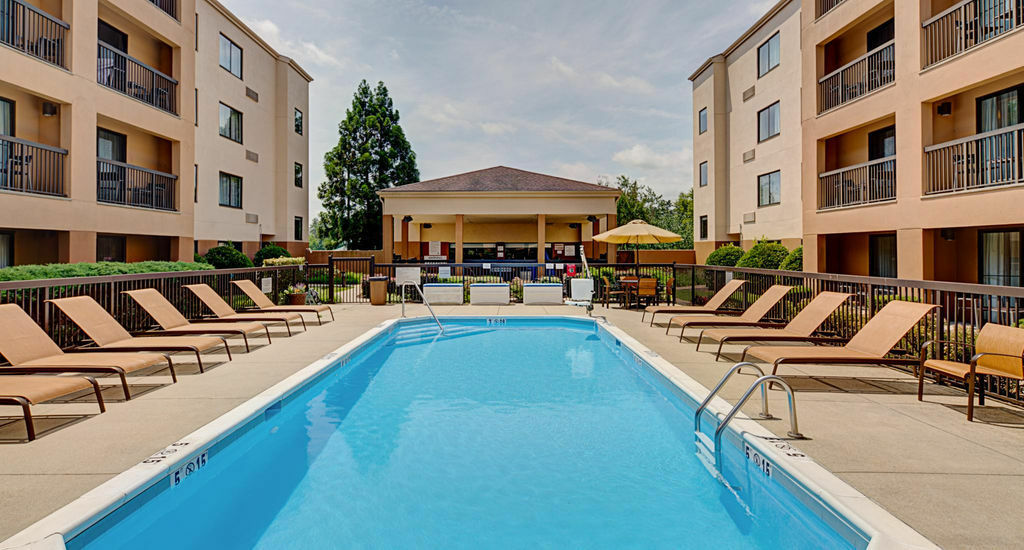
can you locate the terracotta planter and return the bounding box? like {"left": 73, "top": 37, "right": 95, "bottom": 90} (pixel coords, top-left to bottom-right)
{"left": 286, "top": 293, "right": 306, "bottom": 305}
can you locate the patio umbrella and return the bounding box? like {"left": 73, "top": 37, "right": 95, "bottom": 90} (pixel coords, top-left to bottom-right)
{"left": 593, "top": 219, "right": 681, "bottom": 274}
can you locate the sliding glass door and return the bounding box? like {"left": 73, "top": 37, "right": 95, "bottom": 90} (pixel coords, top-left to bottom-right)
{"left": 0, "top": 97, "right": 12, "bottom": 189}
{"left": 869, "top": 234, "right": 897, "bottom": 278}
{"left": 980, "top": 230, "right": 1022, "bottom": 286}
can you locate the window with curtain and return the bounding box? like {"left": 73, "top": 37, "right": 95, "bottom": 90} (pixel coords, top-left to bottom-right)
{"left": 758, "top": 171, "right": 781, "bottom": 206}
{"left": 757, "top": 32, "right": 780, "bottom": 77}
{"left": 219, "top": 34, "right": 242, "bottom": 78}
{"left": 219, "top": 172, "right": 242, "bottom": 208}
{"left": 980, "top": 231, "right": 1021, "bottom": 286}
{"left": 869, "top": 234, "right": 897, "bottom": 278}
{"left": 219, "top": 103, "right": 243, "bottom": 143}
{"left": 0, "top": 232, "right": 12, "bottom": 268}
{"left": 758, "top": 102, "right": 780, "bottom": 141}
{"left": 0, "top": 98, "right": 12, "bottom": 189}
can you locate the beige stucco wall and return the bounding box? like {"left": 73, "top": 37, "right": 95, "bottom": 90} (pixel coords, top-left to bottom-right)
{"left": 800, "top": 0, "right": 1024, "bottom": 280}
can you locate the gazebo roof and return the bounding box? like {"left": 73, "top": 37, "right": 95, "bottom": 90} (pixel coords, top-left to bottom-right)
{"left": 378, "top": 166, "right": 618, "bottom": 194}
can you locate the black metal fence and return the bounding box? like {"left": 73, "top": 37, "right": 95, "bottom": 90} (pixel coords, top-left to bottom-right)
{"left": 0, "top": 265, "right": 303, "bottom": 350}
{"left": 0, "top": 0, "right": 68, "bottom": 68}
{"left": 97, "top": 41, "right": 178, "bottom": 115}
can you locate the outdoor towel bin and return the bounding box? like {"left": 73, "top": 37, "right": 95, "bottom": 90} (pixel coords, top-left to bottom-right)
{"left": 369, "top": 277, "right": 388, "bottom": 305}
{"left": 470, "top": 283, "right": 510, "bottom": 305}
{"left": 523, "top": 283, "right": 563, "bottom": 305}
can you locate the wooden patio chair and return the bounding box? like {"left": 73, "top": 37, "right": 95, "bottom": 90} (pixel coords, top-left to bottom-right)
{"left": 184, "top": 284, "right": 306, "bottom": 334}
{"left": 918, "top": 323, "right": 1024, "bottom": 421}
{"left": 666, "top": 285, "right": 793, "bottom": 340}
{"left": 742, "top": 300, "right": 939, "bottom": 378}
{"left": 124, "top": 288, "right": 272, "bottom": 352}
{"left": 633, "top": 278, "right": 659, "bottom": 309}
{"left": 643, "top": 279, "right": 746, "bottom": 326}
{"left": 1, "top": 375, "right": 105, "bottom": 441}
{"left": 601, "top": 276, "right": 626, "bottom": 308}
{"left": 696, "top": 292, "right": 852, "bottom": 359}
{"left": 48, "top": 296, "right": 231, "bottom": 374}
{"left": 232, "top": 279, "right": 334, "bottom": 325}
{"left": 0, "top": 303, "right": 176, "bottom": 400}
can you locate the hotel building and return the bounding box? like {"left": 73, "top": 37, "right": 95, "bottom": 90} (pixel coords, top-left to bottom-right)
{"left": 0, "top": 0, "right": 310, "bottom": 267}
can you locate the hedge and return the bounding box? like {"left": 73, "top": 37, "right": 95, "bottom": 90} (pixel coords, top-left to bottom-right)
{"left": 780, "top": 246, "right": 803, "bottom": 271}
{"left": 0, "top": 261, "right": 214, "bottom": 282}
{"left": 253, "top": 244, "right": 291, "bottom": 266}
{"left": 705, "top": 245, "right": 744, "bottom": 267}
{"left": 202, "top": 245, "right": 254, "bottom": 269}
{"left": 736, "top": 242, "right": 789, "bottom": 270}
{"left": 263, "top": 257, "right": 305, "bottom": 266}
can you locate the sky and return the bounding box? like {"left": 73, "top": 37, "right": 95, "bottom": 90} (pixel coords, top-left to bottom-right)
{"left": 220, "top": 0, "right": 777, "bottom": 219}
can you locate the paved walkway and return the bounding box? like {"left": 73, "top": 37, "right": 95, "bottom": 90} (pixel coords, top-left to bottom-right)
{"left": 1, "top": 304, "right": 1023, "bottom": 548}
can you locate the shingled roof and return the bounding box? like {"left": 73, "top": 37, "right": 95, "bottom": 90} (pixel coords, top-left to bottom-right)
{"left": 378, "top": 166, "right": 617, "bottom": 194}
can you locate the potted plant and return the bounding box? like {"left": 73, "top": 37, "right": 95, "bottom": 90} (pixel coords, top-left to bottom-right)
{"left": 283, "top": 283, "right": 307, "bottom": 305}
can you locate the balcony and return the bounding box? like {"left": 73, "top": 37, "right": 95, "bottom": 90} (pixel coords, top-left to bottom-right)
{"left": 148, "top": 0, "right": 178, "bottom": 20}
{"left": 0, "top": 0, "right": 68, "bottom": 68}
{"left": 816, "top": 0, "right": 847, "bottom": 18}
{"left": 923, "top": 0, "right": 1023, "bottom": 68}
{"left": 818, "top": 41, "right": 894, "bottom": 113}
{"left": 818, "top": 156, "right": 896, "bottom": 210}
{"left": 0, "top": 134, "right": 67, "bottom": 197}
{"left": 925, "top": 124, "right": 1023, "bottom": 195}
{"left": 96, "top": 158, "right": 176, "bottom": 211}
{"left": 97, "top": 41, "right": 178, "bottom": 115}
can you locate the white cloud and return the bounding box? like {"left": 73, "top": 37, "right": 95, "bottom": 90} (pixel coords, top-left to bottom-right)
{"left": 549, "top": 56, "right": 654, "bottom": 95}
{"left": 244, "top": 18, "right": 346, "bottom": 69}
{"left": 554, "top": 162, "right": 608, "bottom": 184}
{"left": 612, "top": 144, "right": 690, "bottom": 170}
{"left": 480, "top": 122, "right": 516, "bottom": 135}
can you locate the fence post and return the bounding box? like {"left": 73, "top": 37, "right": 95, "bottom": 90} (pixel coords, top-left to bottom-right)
{"left": 328, "top": 254, "right": 335, "bottom": 305}
{"left": 690, "top": 266, "right": 696, "bottom": 306}
{"left": 369, "top": 256, "right": 376, "bottom": 276}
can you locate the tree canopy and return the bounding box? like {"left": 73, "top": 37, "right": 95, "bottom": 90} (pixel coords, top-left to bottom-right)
{"left": 605, "top": 175, "right": 693, "bottom": 249}
{"left": 316, "top": 80, "right": 419, "bottom": 250}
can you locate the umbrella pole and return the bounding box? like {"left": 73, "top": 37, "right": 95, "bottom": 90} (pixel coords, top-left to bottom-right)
{"left": 634, "top": 239, "right": 640, "bottom": 278}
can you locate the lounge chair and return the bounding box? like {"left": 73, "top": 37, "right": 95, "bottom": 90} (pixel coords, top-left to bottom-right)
{"left": 124, "top": 289, "right": 271, "bottom": 352}
{"left": 642, "top": 279, "right": 746, "bottom": 326}
{"left": 0, "top": 304, "right": 176, "bottom": 400}
{"left": 183, "top": 284, "right": 305, "bottom": 334}
{"left": 696, "top": 292, "right": 852, "bottom": 359}
{"left": 48, "top": 296, "right": 231, "bottom": 373}
{"left": 1, "top": 375, "right": 106, "bottom": 441}
{"left": 743, "top": 300, "right": 939, "bottom": 377}
{"left": 667, "top": 284, "right": 793, "bottom": 340}
{"left": 918, "top": 323, "right": 1024, "bottom": 421}
{"left": 231, "top": 279, "right": 334, "bottom": 325}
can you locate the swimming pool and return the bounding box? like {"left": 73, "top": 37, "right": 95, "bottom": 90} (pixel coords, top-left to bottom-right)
{"left": 4, "top": 317, "right": 932, "bottom": 549}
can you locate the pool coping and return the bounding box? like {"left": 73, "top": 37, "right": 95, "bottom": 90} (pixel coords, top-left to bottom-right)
{"left": 0, "top": 316, "right": 937, "bottom": 550}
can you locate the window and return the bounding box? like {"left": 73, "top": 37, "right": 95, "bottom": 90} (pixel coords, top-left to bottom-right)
{"left": 977, "top": 84, "right": 1022, "bottom": 133}
{"left": 699, "top": 161, "right": 708, "bottom": 187}
{"left": 194, "top": 89, "right": 198, "bottom": 126}
{"left": 0, "top": 232, "right": 12, "bottom": 268}
{"left": 758, "top": 171, "right": 781, "bottom": 206}
{"left": 757, "top": 32, "right": 780, "bottom": 77}
{"left": 96, "top": 235, "right": 126, "bottom": 262}
{"left": 294, "top": 216, "right": 303, "bottom": 240}
{"left": 294, "top": 162, "right": 303, "bottom": 187}
{"left": 97, "top": 128, "right": 127, "bottom": 162}
{"left": 194, "top": 164, "right": 198, "bottom": 203}
{"left": 868, "top": 125, "right": 896, "bottom": 160}
{"left": 219, "top": 103, "right": 242, "bottom": 143}
{"left": 866, "top": 18, "right": 894, "bottom": 51}
{"left": 219, "top": 34, "right": 242, "bottom": 78}
{"left": 219, "top": 172, "right": 242, "bottom": 208}
{"left": 699, "top": 215, "right": 708, "bottom": 240}
{"left": 869, "top": 234, "right": 897, "bottom": 278}
{"left": 98, "top": 20, "right": 127, "bottom": 52}
{"left": 758, "top": 101, "right": 780, "bottom": 141}
{"left": 294, "top": 108, "right": 303, "bottom": 135}
{"left": 195, "top": 13, "right": 198, "bottom": 51}
{"left": 980, "top": 230, "right": 1022, "bottom": 286}
{"left": 698, "top": 107, "right": 708, "bottom": 134}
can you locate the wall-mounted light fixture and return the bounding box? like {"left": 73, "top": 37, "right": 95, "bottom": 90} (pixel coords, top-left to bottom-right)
{"left": 940, "top": 228, "right": 956, "bottom": 241}
{"left": 402, "top": 215, "right": 413, "bottom": 223}
{"left": 42, "top": 102, "right": 58, "bottom": 117}
{"left": 422, "top": 223, "right": 432, "bottom": 229}
{"left": 586, "top": 215, "right": 598, "bottom": 222}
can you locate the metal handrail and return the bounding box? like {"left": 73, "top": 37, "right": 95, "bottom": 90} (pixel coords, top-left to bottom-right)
{"left": 97, "top": 40, "right": 178, "bottom": 84}
{"left": 96, "top": 157, "right": 178, "bottom": 180}
{"left": 0, "top": 134, "right": 67, "bottom": 155}
{"left": 818, "top": 39, "right": 895, "bottom": 83}
{"left": 399, "top": 281, "right": 444, "bottom": 334}
{"left": 818, "top": 154, "right": 896, "bottom": 178}
{"left": 924, "top": 122, "right": 1024, "bottom": 152}
{"left": 11, "top": 0, "right": 69, "bottom": 28}
{"left": 695, "top": 362, "right": 770, "bottom": 438}
{"left": 713, "top": 375, "right": 805, "bottom": 466}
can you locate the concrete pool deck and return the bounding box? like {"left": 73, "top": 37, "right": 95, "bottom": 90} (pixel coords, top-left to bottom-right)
{"left": 1, "top": 303, "right": 1023, "bottom": 548}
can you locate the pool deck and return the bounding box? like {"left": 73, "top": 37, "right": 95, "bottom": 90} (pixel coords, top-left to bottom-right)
{"left": 2, "top": 303, "right": 1023, "bottom": 548}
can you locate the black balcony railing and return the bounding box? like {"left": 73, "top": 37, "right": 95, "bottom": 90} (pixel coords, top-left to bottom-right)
{"left": 148, "top": 0, "right": 179, "bottom": 20}
{"left": 818, "top": 156, "right": 897, "bottom": 210}
{"left": 0, "top": 134, "right": 67, "bottom": 197}
{"left": 97, "top": 41, "right": 178, "bottom": 115}
{"left": 923, "top": 0, "right": 1024, "bottom": 68}
{"left": 816, "top": 0, "right": 847, "bottom": 18}
{"left": 96, "top": 158, "right": 177, "bottom": 211}
{"left": 818, "top": 41, "right": 895, "bottom": 113}
{"left": 925, "top": 123, "right": 1024, "bottom": 194}
{"left": 0, "top": 0, "right": 69, "bottom": 68}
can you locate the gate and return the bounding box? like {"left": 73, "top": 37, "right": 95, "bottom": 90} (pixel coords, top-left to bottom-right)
{"left": 307, "top": 256, "right": 374, "bottom": 304}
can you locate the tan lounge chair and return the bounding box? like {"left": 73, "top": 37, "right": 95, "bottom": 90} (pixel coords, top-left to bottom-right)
{"left": 1, "top": 375, "right": 106, "bottom": 441}
{"left": 743, "top": 300, "right": 939, "bottom": 377}
{"left": 0, "top": 304, "right": 176, "bottom": 400}
{"left": 124, "top": 289, "right": 271, "bottom": 352}
{"left": 919, "top": 323, "right": 1024, "bottom": 421}
{"left": 667, "top": 284, "right": 793, "bottom": 339}
{"left": 232, "top": 279, "right": 334, "bottom": 325}
{"left": 643, "top": 279, "right": 746, "bottom": 326}
{"left": 184, "top": 284, "right": 305, "bottom": 334}
{"left": 696, "top": 291, "right": 852, "bottom": 360}
{"left": 48, "top": 296, "right": 230, "bottom": 373}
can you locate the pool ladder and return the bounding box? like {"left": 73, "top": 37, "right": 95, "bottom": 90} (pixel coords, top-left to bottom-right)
{"left": 399, "top": 281, "right": 444, "bottom": 334}
{"left": 694, "top": 362, "right": 804, "bottom": 468}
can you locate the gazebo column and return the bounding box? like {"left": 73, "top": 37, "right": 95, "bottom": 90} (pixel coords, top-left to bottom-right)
{"left": 536, "top": 214, "right": 547, "bottom": 264}
{"left": 606, "top": 214, "right": 618, "bottom": 263}
{"left": 382, "top": 214, "right": 394, "bottom": 262}
{"left": 455, "top": 214, "right": 464, "bottom": 263}
{"left": 400, "top": 217, "right": 410, "bottom": 259}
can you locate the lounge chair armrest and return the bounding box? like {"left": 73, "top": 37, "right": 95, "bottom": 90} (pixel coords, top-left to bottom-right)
{"left": 186, "top": 318, "right": 244, "bottom": 324}
{"left": 970, "top": 351, "right": 1024, "bottom": 364}
{"left": 0, "top": 366, "right": 123, "bottom": 374}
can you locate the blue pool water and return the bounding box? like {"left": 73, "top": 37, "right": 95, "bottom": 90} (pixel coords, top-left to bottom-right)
{"left": 69, "top": 318, "right": 857, "bottom": 549}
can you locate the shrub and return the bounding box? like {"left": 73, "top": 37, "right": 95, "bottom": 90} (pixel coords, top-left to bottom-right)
{"left": 705, "top": 245, "right": 744, "bottom": 267}
{"left": 193, "top": 253, "right": 209, "bottom": 264}
{"left": 263, "top": 257, "right": 305, "bottom": 266}
{"left": 0, "top": 261, "right": 213, "bottom": 282}
{"left": 736, "top": 242, "right": 789, "bottom": 270}
{"left": 253, "top": 244, "right": 291, "bottom": 266}
{"left": 780, "top": 246, "right": 803, "bottom": 271}
{"left": 202, "top": 245, "right": 253, "bottom": 269}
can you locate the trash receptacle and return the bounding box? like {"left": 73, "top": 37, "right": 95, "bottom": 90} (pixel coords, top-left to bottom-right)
{"left": 369, "top": 276, "right": 388, "bottom": 305}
